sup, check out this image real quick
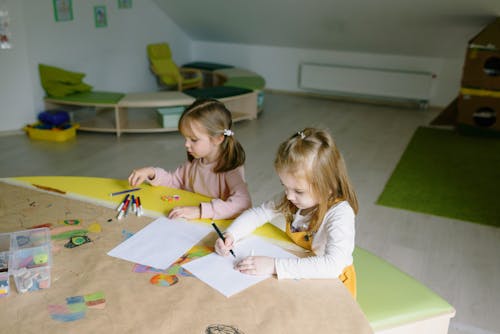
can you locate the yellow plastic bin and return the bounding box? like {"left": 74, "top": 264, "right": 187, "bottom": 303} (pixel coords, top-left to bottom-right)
{"left": 24, "top": 123, "right": 79, "bottom": 142}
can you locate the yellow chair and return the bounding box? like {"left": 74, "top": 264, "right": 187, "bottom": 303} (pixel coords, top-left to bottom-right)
{"left": 147, "top": 43, "right": 203, "bottom": 91}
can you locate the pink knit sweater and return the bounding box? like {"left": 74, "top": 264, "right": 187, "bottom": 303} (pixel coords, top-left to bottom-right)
{"left": 149, "top": 159, "right": 252, "bottom": 220}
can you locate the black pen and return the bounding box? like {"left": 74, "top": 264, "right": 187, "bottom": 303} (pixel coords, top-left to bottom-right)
{"left": 212, "top": 222, "right": 235, "bottom": 258}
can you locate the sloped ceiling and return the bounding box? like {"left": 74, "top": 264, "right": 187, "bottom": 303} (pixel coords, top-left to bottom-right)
{"left": 154, "top": 0, "right": 500, "bottom": 58}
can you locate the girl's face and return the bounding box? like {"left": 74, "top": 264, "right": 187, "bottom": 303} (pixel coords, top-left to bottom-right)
{"left": 182, "top": 120, "right": 223, "bottom": 163}
{"left": 278, "top": 171, "right": 318, "bottom": 210}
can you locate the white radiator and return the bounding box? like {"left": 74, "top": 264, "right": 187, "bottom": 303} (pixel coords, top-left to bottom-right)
{"left": 299, "top": 63, "right": 433, "bottom": 107}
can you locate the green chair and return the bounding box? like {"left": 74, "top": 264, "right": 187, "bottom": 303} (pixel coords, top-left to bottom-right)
{"left": 147, "top": 43, "right": 203, "bottom": 91}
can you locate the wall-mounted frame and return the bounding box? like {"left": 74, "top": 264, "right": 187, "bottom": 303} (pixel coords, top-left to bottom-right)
{"left": 0, "top": 8, "right": 11, "bottom": 49}
{"left": 94, "top": 6, "right": 107, "bottom": 28}
{"left": 118, "top": 0, "right": 132, "bottom": 9}
{"left": 53, "top": 0, "right": 73, "bottom": 22}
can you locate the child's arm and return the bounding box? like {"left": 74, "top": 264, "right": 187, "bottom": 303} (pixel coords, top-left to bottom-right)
{"left": 128, "top": 167, "right": 155, "bottom": 186}
{"left": 200, "top": 168, "right": 252, "bottom": 220}
{"left": 147, "top": 164, "right": 187, "bottom": 189}
{"left": 129, "top": 164, "right": 186, "bottom": 189}
{"left": 214, "top": 200, "right": 278, "bottom": 256}
{"left": 225, "top": 200, "right": 278, "bottom": 241}
{"left": 274, "top": 202, "right": 355, "bottom": 279}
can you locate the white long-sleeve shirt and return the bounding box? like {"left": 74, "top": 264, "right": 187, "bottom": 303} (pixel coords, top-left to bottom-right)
{"left": 227, "top": 199, "right": 355, "bottom": 279}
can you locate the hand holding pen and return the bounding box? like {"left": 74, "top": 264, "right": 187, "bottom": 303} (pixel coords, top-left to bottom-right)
{"left": 212, "top": 222, "right": 235, "bottom": 258}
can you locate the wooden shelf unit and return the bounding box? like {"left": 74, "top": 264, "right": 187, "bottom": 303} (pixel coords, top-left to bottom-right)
{"left": 44, "top": 91, "right": 258, "bottom": 137}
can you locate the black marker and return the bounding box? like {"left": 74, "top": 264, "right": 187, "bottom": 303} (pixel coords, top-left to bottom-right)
{"left": 212, "top": 222, "right": 235, "bottom": 258}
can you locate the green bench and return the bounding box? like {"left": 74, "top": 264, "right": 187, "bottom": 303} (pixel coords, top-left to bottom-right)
{"left": 355, "top": 247, "right": 455, "bottom": 333}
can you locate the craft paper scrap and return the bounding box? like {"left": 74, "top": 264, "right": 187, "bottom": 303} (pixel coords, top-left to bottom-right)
{"left": 49, "top": 292, "right": 106, "bottom": 322}
{"left": 182, "top": 235, "right": 297, "bottom": 297}
{"left": 107, "top": 217, "right": 211, "bottom": 270}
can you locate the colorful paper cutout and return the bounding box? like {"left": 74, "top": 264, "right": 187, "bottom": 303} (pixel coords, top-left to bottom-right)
{"left": 150, "top": 274, "right": 178, "bottom": 287}
{"left": 49, "top": 292, "right": 105, "bottom": 322}
{"left": 64, "top": 235, "right": 91, "bottom": 248}
{"left": 63, "top": 219, "right": 80, "bottom": 225}
{"left": 88, "top": 223, "right": 102, "bottom": 233}
{"left": 161, "top": 194, "right": 181, "bottom": 202}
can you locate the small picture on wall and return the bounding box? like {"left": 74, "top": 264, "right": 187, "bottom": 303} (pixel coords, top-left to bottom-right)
{"left": 118, "top": 0, "right": 132, "bottom": 9}
{"left": 0, "top": 8, "right": 12, "bottom": 49}
{"left": 94, "top": 6, "right": 107, "bottom": 28}
{"left": 53, "top": 0, "right": 73, "bottom": 22}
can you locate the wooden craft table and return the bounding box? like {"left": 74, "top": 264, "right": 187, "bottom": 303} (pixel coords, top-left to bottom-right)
{"left": 0, "top": 177, "right": 373, "bottom": 334}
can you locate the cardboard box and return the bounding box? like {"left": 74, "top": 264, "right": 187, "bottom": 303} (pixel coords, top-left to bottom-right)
{"left": 461, "top": 18, "right": 500, "bottom": 90}
{"left": 458, "top": 92, "right": 500, "bottom": 131}
{"left": 157, "top": 106, "right": 184, "bottom": 128}
{"left": 467, "top": 18, "right": 500, "bottom": 51}
{"left": 461, "top": 49, "right": 500, "bottom": 90}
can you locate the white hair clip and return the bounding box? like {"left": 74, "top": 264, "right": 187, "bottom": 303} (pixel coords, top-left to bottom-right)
{"left": 223, "top": 129, "right": 234, "bottom": 137}
{"left": 298, "top": 131, "right": 305, "bottom": 139}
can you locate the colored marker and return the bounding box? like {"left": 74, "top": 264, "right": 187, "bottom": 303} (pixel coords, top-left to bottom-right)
{"left": 131, "top": 195, "right": 136, "bottom": 213}
{"left": 117, "top": 197, "right": 131, "bottom": 220}
{"left": 212, "top": 222, "right": 235, "bottom": 258}
{"left": 135, "top": 196, "right": 140, "bottom": 216}
{"left": 137, "top": 196, "right": 143, "bottom": 216}
{"left": 116, "top": 194, "right": 130, "bottom": 212}
{"left": 110, "top": 188, "right": 141, "bottom": 197}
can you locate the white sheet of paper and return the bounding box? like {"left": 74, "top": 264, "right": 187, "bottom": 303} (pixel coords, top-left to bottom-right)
{"left": 107, "top": 217, "right": 211, "bottom": 270}
{"left": 182, "top": 235, "right": 297, "bottom": 297}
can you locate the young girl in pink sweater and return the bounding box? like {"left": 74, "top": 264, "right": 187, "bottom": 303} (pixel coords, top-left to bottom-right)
{"left": 128, "top": 98, "right": 252, "bottom": 220}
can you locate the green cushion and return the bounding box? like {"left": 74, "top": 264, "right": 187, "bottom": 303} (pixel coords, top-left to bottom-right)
{"left": 45, "top": 91, "right": 125, "bottom": 105}
{"left": 182, "top": 62, "right": 234, "bottom": 71}
{"left": 354, "top": 247, "right": 454, "bottom": 331}
{"left": 43, "top": 81, "right": 93, "bottom": 98}
{"left": 184, "top": 86, "right": 253, "bottom": 99}
{"left": 214, "top": 68, "right": 261, "bottom": 78}
{"left": 39, "top": 64, "right": 93, "bottom": 98}
{"left": 224, "top": 76, "right": 266, "bottom": 90}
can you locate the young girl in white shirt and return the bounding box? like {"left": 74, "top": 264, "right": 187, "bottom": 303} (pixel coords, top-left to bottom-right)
{"left": 215, "top": 128, "right": 358, "bottom": 298}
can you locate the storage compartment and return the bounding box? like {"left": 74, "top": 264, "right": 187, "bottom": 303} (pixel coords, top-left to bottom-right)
{"left": 0, "top": 234, "right": 10, "bottom": 297}
{"left": 9, "top": 228, "right": 52, "bottom": 293}
{"left": 156, "top": 106, "right": 184, "bottom": 128}
{"left": 462, "top": 18, "right": 500, "bottom": 91}
{"left": 458, "top": 92, "right": 500, "bottom": 131}
{"left": 462, "top": 49, "right": 500, "bottom": 90}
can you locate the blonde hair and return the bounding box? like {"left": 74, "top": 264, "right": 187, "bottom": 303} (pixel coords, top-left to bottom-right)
{"left": 275, "top": 128, "right": 358, "bottom": 233}
{"left": 178, "top": 98, "right": 245, "bottom": 173}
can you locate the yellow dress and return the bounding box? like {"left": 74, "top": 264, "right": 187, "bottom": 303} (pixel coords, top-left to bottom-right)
{"left": 285, "top": 221, "right": 357, "bottom": 299}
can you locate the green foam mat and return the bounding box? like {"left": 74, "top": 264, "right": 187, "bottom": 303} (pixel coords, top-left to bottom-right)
{"left": 377, "top": 126, "right": 500, "bottom": 227}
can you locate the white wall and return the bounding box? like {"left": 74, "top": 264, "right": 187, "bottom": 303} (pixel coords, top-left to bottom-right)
{"left": 0, "top": 0, "right": 34, "bottom": 133}
{"left": 192, "top": 41, "right": 464, "bottom": 107}
{"left": 0, "top": 0, "right": 191, "bottom": 132}
{"left": 0, "top": 0, "right": 469, "bottom": 133}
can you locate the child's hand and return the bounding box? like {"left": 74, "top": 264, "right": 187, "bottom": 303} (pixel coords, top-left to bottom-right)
{"left": 128, "top": 167, "right": 155, "bottom": 187}
{"left": 214, "top": 233, "right": 235, "bottom": 256}
{"left": 235, "top": 256, "right": 276, "bottom": 276}
{"left": 168, "top": 206, "right": 201, "bottom": 220}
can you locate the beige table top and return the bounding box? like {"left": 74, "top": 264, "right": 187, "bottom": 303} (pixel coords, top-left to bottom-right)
{"left": 0, "top": 180, "right": 373, "bottom": 334}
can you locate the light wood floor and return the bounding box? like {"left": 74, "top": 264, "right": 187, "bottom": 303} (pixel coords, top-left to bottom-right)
{"left": 1, "top": 92, "right": 499, "bottom": 334}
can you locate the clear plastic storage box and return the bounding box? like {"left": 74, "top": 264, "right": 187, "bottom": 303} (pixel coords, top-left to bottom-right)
{"left": 0, "top": 233, "right": 10, "bottom": 297}
{"left": 2, "top": 228, "right": 52, "bottom": 294}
